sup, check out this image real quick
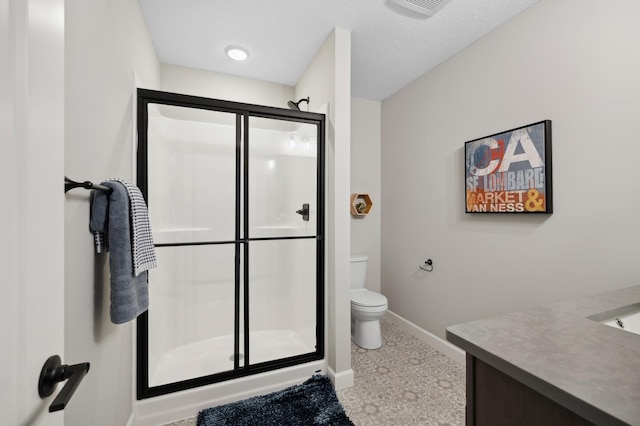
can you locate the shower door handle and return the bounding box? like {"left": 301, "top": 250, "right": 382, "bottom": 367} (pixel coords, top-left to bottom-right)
{"left": 296, "top": 203, "right": 309, "bottom": 221}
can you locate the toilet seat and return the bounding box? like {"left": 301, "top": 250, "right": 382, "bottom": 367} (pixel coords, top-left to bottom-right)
{"left": 351, "top": 289, "right": 387, "bottom": 308}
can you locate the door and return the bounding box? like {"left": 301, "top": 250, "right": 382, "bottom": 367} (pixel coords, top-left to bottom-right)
{"left": 1, "top": 0, "right": 65, "bottom": 424}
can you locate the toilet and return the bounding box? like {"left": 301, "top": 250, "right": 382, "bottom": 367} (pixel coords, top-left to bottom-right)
{"left": 350, "top": 255, "right": 388, "bottom": 349}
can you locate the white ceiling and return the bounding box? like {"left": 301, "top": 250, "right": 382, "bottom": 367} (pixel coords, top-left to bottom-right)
{"left": 138, "top": 0, "right": 539, "bottom": 101}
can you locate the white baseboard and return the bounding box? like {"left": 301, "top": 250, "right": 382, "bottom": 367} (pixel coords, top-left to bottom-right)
{"left": 384, "top": 310, "right": 465, "bottom": 365}
{"left": 327, "top": 367, "right": 354, "bottom": 390}
{"left": 125, "top": 413, "right": 135, "bottom": 426}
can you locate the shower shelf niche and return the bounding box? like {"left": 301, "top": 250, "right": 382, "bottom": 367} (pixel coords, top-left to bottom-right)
{"left": 350, "top": 193, "right": 373, "bottom": 216}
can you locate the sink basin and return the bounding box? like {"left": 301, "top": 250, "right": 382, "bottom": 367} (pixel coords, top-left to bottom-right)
{"left": 587, "top": 302, "right": 640, "bottom": 336}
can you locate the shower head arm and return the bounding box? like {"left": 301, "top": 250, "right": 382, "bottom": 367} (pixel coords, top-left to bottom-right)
{"left": 288, "top": 97, "right": 310, "bottom": 111}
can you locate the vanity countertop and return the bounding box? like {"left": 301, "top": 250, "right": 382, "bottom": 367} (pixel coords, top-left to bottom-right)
{"left": 446, "top": 284, "right": 640, "bottom": 426}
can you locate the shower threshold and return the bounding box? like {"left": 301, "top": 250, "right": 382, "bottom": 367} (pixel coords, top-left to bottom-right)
{"left": 150, "top": 329, "right": 312, "bottom": 387}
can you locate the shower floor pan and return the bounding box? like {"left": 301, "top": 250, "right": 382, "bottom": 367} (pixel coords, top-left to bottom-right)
{"left": 150, "top": 329, "right": 312, "bottom": 387}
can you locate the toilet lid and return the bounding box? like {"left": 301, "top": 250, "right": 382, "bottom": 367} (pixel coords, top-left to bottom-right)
{"left": 351, "top": 290, "right": 387, "bottom": 307}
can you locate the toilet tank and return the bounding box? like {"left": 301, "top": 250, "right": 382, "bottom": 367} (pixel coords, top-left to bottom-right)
{"left": 350, "top": 255, "right": 368, "bottom": 289}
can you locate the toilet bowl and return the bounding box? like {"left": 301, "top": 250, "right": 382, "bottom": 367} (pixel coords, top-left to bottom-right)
{"left": 350, "top": 255, "right": 388, "bottom": 349}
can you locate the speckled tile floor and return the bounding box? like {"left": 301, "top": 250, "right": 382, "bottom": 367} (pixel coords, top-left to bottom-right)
{"left": 165, "top": 318, "right": 465, "bottom": 426}
{"left": 337, "top": 319, "right": 465, "bottom": 425}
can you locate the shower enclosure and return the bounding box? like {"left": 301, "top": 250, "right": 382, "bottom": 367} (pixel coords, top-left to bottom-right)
{"left": 136, "top": 89, "right": 325, "bottom": 399}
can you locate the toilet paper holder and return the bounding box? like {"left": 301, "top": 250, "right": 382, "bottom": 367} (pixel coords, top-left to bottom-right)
{"left": 419, "top": 259, "right": 433, "bottom": 272}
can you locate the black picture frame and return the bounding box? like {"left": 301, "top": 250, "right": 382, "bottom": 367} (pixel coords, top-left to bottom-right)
{"left": 464, "top": 120, "right": 552, "bottom": 214}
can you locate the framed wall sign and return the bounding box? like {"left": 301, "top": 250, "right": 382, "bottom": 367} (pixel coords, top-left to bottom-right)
{"left": 464, "top": 120, "right": 552, "bottom": 214}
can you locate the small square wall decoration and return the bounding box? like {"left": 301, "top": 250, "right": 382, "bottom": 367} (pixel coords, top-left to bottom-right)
{"left": 464, "top": 120, "right": 552, "bottom": 214}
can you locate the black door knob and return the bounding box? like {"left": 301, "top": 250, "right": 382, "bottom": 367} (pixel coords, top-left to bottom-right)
{"left": 38, "top": 355, "right": 90, "bottom": 412}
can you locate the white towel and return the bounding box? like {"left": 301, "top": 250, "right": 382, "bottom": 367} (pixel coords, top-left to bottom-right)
{"left": 110, "top": 179, "right": 157, "bottom": 276}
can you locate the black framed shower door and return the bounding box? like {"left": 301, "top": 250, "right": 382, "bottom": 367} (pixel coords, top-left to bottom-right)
{"left": 136, "top": 88, "right": 325, "bottom": 399}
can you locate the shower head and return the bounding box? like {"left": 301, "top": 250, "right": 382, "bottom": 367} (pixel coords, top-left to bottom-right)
{"left": 287, "top": 97, "right": 310, "bottom": 111}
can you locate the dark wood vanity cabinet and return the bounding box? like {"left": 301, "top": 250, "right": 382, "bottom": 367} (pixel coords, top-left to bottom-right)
{"left": 465, "top": 354, "right": 595, "bottom": 426}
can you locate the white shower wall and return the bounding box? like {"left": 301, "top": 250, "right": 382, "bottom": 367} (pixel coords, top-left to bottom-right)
{"left": 146, "top": 110, "right": 319, "bottom": 388}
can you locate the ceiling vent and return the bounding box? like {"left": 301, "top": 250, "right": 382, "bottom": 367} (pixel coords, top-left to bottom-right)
{"left": 389, "top": 0, "right": 454, "bottom": 16}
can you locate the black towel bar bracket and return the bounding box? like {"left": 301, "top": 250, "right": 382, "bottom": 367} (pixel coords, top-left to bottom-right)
{"left": 64, "top": 176, "right": 112, "bottom": 194}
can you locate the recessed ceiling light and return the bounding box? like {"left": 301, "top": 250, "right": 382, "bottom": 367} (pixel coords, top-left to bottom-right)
{"left": 225, "top": 45, "right": 249, "bottom": 61}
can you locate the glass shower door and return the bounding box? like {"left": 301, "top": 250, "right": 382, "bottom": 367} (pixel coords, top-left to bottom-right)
{"left": 145, "top": 103, "right": 239, "bottom": 388}
{"left": 136, "top": 89, "right": 325, "bottom": 400}
{"left": 247, "top": 118, "right": 319, "bottom": 365}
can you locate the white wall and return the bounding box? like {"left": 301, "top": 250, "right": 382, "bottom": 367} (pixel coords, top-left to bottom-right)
{"left": 351, "top": 98, "right": 382, "bottom": 293}
{"left": 161, "top": 64, "right": 294, "bottom": 108}
{"left": 64, "top": 0, "right": 159, "bottom": 425}
{"left": 381, "top": 0, "right": 640, "bottom": 340}
{"left": 296, "top": 28, "right": 353, "bottom": 389}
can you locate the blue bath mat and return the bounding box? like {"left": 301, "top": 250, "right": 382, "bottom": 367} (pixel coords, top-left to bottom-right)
{"left": 196, "top": 375, "right": 353, "bottom": 426}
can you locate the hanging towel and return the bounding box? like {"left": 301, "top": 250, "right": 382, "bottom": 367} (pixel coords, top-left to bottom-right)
{"left": 109, "top": 178, "right": 157, "bottom": 276}
{"left": 89, "top": 181, "right": 149, "bottom": 324}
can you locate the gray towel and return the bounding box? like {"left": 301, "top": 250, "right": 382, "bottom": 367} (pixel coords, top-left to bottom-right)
{"left": 90, "top": 181, "right": 148, "bottom": 324}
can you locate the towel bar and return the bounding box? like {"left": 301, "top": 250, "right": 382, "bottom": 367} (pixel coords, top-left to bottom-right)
{"left": 64, "top": 176, "right": 112, "bottom": 193}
